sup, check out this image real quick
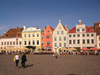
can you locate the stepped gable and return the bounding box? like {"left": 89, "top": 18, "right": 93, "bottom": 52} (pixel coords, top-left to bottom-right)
{"left": 3, "top": 27, "right": 23, "bottom": 38}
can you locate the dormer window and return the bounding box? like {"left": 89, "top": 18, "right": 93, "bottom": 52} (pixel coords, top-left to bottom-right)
{"left": 82, "top": 29, "right": 85, "bottom": 31}
{"left": 77, "top": 29, "right": 79, "bottom": 32}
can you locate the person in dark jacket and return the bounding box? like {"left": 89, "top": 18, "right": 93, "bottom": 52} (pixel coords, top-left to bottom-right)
{"left": 21, "top": 52, "right": 27, "bottom": 68}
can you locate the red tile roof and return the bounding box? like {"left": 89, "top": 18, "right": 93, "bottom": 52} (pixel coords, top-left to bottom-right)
{"left": 2, "top": 27, "right": 23, "bottom": 38}
{"left": 95, "top": 27, "right": 100, "bottom": 35}
{"left": 49, "top": 26, "right": 54, "bottom": 32}
{"left": 69, "top": 27, "right": 76, "bottom": 33}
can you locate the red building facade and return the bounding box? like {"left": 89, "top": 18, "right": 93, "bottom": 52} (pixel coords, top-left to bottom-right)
{"left": 41, "top": 25, "right": 54, "bottom": 52}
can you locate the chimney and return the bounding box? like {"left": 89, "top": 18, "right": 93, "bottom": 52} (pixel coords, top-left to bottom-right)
{"left": 36, "top": 26, "right": 38, "bottom": 29}
{"left": 65, "top": 24, "right": 69, "bottom": 32}
{"left": 23, "top": 26, "right": 26, "bottom": 30}
{"left": 4, "top": 32, "right": 7, "bottom": 37}
{"left": 79, "top": 20, "right": 81, "bottom": 24}
{"left": 44, "top": 26, "right": 46, "bottom": 32}
{"left": 65, "top": 24, "right": 68, "bottom": 30}
{"left": 16, "top": 32, "right": 20, "bottom": 37}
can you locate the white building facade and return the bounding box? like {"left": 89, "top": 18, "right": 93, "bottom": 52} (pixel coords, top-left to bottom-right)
{"left": 68, "top": 20, "right": 96, "bottom": 49}
{"left": 53, "top": 20, "right": 68, "bottom": 53}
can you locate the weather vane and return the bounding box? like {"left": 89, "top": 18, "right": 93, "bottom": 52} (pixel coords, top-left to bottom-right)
{"left": 59, "top": 15, "right": 61, "bottom": 20}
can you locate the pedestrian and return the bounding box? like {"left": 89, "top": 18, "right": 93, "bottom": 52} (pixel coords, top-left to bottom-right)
{"left": 21, "top": 52, "right": 27, "bottom": 68}
{"left": 55, "top": 52, "right": 58, "bottom": 59}
{"left": 15, "top": 53, "right": 20, "bottom": 69}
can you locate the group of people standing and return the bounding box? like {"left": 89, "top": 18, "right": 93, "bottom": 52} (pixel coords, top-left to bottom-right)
{"left": 14, "top": 52, "right": 27, "bottom": 69}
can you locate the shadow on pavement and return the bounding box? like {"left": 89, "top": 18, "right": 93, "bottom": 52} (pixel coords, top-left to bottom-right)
{"left": 19, "top": 64, "right": 34, "bottom": 69}
{"left": 67, "top": 74, "right": 78, "bottom": 75}
{"left": 25, "top": 64, "right": 34, "bottom": 68}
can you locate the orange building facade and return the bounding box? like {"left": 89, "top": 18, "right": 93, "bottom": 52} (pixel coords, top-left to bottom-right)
{"left": 41, "top": 25, "right": 54, "bottom": 52}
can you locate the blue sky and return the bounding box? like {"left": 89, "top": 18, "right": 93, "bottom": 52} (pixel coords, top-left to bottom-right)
{"left": 0, "top": 0, "right": 100, "bottom": 35}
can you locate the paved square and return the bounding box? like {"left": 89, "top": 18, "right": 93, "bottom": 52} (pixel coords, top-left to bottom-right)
{"left": 0, "top": 55, "right": 100, "bottom": 75}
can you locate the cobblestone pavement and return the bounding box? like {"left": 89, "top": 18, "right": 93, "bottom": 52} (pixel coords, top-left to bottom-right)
{"left": 0, "top": 54, "right": 100, "bottom": 75}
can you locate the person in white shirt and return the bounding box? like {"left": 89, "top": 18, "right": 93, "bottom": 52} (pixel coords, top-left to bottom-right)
{"left": 15, "top": 53, "right": 20, "bottom": 69}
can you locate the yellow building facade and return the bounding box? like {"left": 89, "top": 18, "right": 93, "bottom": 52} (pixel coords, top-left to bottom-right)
{"left": 97, "top": 35, "right": 100, "bottom": 49}
{"left": 22, "top": 26, "right": 41, "bottom": 52}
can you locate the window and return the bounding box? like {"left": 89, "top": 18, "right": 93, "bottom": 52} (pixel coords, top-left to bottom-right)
{"left": 87, "top": 39, "right": 89, "bottom": 44}
{"left": 4, "top": 42, "right": 6, "bottom": 45}
{"left": 73, "top": 34, "right": 75, "bottom": 37}
{"left": 77, "top": 40, "right": 80, "bottom": 44}
{"left": 10, "top": 42, "right": 12, "bottom": 45}
{"left": 77, "top": 29, "right": 79, "bottom": 32}
{"left": 46, "top": 35, "right": 50, "bottom": 39}
{"left": 42, "top": 36, "right": 43, "bottom": 39}
{"left": 91, "top": 34, "right": 94, "bottom": 37}
{"left": 24, "top": 34, "right": 26, "bottom": 37}
{"left": 19, "top": 41, "right": 21, "bottom": 45}
{"left": 13, "top": 42, "right": 15, "bottom": 45}
{"left": 47, "top": 41, "right": 50, "bottom": 45}
{"left": 91, "top": 39, "right": 94, "bottom": 44}
{"left": 59, "top": 43, "right": 61, "bottom": 47}
{"left": 29, "top": 34, "right": 30, "bottom": 37}
{"left": 7, "top": 42, "right": 9, "bottom": 45}
{"left": 59, "top": 27, "right": 61, "bottom": 30}
{"left": 55, "top": 43, "right": 57, "bottom": 47}
{"left": 1, "top": 42, "right": 3, "bottom": 45}
{"left": 64, "top": 43, "right": 66, "bottom": 47}
{"left": 37, "top": 40, "right": 39, "bottom": 45}
{"left": 37, "top": 33, "right": 39, "bottom": 37}
{"left": 59, "top": 37, "right": 61, "bottom": 41}
{"left": 16, "top": 41, "right": 18, "bottom": 45}
{"left": 54, "top": 37, "right": 56, "bottom": 41}
{"left": 42, "top": 42, "right": 43, "bottom": 45}
{"left": 99, "top": 43, "right": 100, "bottom": 47}
{"left": 69, "top": 40, "right": 71, "bottom": 44}
{"left": 82, "top": 28, "right": 85, "bottom": 31}
{"left": 29, "top": 41, "right": 31, "bottom": 45}
{"left": 87, "top": 34, "right": 89, "bottom": 37}
{"left": 73, "top": 40, "right": 75, "bottom": 44}
{"left": 77, "top": 34, "right": 80, "bottom": 37}
{"left": 69, "top": 35, "right": 71, "bottom": 37}
{"left": 24, "top": 41, "right": 26, "bottom": 45}
{"left": 57, "top": 31, "right": 59, "bottom": 35}
{"left": 33, "top": 34, "right": 35, "bottom": 37}
{"left": 47, "top": 30, "right": 49, "bottom": 32}
{"left": 82, "top": 34, "right": 85, "bottom": 37}
{"left": 83, "top": 39, "right": 85, "bottom": 44}
{"left": 61, "top": 31, "right": 63, "bottom": 34}
{"left": 64, "top": 37, "right": 66, "bottom": 41}
{"left": 33, "top": 40, "right": 35, "bottom": 45}
{"left": 99, "top": 37, "right": 100, "bottom": 41}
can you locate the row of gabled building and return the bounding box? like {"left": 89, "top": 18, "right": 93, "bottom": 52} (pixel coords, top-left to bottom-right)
{"left": 0, "top": 20, "right": 100, "bottom": 53}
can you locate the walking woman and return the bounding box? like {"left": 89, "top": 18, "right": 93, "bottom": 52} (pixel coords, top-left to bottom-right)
{"left": 21, "top": 52, "right": 27, "bottom": 68}
{"left": 15, "top": 53, "right": 20, "bottom": 69}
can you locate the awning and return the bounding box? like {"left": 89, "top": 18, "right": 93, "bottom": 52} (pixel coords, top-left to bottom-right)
{"left": 45, "top": 45, "right": 51, "bottom": 47}
{"left": 60, "top": 47, "right": 68, "bottom": 50}
{"left": 69, "top": 47, "right": 77, "bottom": 50}
{"left": 89, "top": 47, "right": 99, "bottom": 50}
{"left": 81, "top": 47, "right": 90, "bottom": 50}
{"left": 0, "top": 48, "right": 31, "bottom": 51}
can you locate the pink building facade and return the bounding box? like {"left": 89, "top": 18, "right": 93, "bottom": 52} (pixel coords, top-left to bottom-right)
{"left": 41, "top": 25, "right": 54, "bottom": 52}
